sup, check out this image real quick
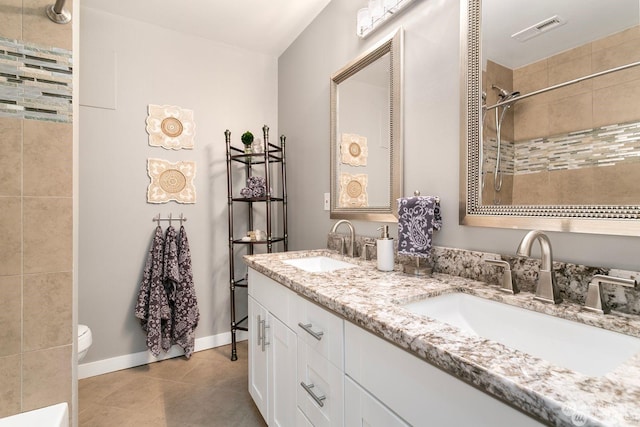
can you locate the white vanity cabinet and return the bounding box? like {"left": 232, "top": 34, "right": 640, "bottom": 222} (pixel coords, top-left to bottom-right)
{"left": 248, "top": 270, "right": 299, "bottom": 427}
{"left": 248, "top": 268, "right": 345, "bottom": 426}
{"left": 248, "top": 267, "right": 540, "bottom": 427}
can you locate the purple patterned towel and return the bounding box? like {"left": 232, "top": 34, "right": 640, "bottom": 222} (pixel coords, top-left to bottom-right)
{"left": 162, "top": 226, "right": 180, "bottom": 353}
{"left": 135, "top": 226, "right": 172, "bottom": 357}
{"left": 397, "top": 196, "right": 442, "bottom": 258}
{"left": 171, "top": 225, "right": 200, "bottom": 358}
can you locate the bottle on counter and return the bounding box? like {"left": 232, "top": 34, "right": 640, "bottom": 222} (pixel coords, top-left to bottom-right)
{"left": 376, "top": 225, "right": 394, "bottom": 271}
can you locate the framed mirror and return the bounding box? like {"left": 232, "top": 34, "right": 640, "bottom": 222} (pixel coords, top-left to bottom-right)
{"left": 330, "top": 28, "right": 403, "bottom": 222}
{"left": 460, "top": 0, "right": 640, "bottom": 236}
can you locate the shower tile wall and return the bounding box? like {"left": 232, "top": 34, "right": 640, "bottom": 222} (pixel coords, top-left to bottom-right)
{"left": 484, "top": 25, "right": 640, "bottom": 205}
{"left": 482, "top": 60, "right": 514, "bottom": 204}
{"left": 513, "top": 25, "right": 640, "bottom": 141}
{"left": 0, "top": 0, "right": 74, "bottom": 421}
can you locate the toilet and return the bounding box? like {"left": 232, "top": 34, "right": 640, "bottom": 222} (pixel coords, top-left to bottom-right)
{"left": 78, "top": 324, "right": 92, "bottom": 361}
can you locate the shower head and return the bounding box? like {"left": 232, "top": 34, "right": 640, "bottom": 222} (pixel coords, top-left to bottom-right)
{"left": 492, "top": 84, "right": 520, "bottom": 102}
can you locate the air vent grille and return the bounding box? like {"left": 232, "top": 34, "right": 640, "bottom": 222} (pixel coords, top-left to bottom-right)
{"left": 511, "top": 15, "right": 567, "bottom": 42}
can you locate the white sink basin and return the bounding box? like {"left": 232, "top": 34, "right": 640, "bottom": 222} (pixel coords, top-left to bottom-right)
{"left": 283, "top": 256, "right": 357, "bottom": 273}
{"left": 403, "top": 292, "right": 640, "bottom": 377}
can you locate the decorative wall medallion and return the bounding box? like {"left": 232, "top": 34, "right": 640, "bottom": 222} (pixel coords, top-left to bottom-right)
{"left": 146, "top": 104, "right": 195, "bottom": 150}
{"left": 340, "top": 133, "right": 368, "bottom": 166}
{"left": 339, "top": 173, "right": 368, "bottom": 207}
{"left": 147, "top": 158, "right": 196, "bottom": 204}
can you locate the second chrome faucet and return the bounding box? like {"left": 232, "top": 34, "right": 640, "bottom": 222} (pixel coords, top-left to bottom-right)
{"left": 516, "top": 230, "right": 562, "bottom": 304}
{"left": 330, "top": 220, "right": 356, "bottom": 258}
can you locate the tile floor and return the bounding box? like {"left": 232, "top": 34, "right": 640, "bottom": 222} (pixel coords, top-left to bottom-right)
{"left": 79, "top": 341, "right": 266, "bottom": 427}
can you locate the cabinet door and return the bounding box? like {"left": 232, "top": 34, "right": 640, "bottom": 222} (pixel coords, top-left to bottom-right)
{"left": 345, "top": 321, "right": 543, "bottom": 427}
{"left": 297, "top": 339, "right": 344, "bottom": 427}
{"left": 345, "top": 376, "right": 409, "bottom": 427}
{"left": 269, "top": 314, "right": 297, "bottom": 427}
{"left": 248, "top": 296, "right": 269, "bottom": 422}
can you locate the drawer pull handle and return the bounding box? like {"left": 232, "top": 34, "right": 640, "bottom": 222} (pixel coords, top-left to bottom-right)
{"left": 300, "top": 382, "right": 326, "bottom": 407}
{"left": 298, "top": 323, "right": 324, "bottom": 341}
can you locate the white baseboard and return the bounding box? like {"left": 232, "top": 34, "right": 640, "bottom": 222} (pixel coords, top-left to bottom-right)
{"left": 78, "top": 331, "right": 248, "bottom": 379}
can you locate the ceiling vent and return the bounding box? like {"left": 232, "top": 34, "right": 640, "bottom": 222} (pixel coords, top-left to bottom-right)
{"left": 511, "top": 15, "right": 567, "bottom": 42}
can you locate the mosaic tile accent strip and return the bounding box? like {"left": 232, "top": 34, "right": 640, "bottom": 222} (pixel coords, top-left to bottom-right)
{"left": 482, "top": 136, "right": 514, "bottom": 175}
{"left": 514, "top": 121, "right": 640, "bottom": 174}
{"left": 0, "top": 37, "right": 73, "bottom": 123}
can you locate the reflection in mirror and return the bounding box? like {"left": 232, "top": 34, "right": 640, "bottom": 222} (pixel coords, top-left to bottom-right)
{"left": 331, "top": 28, "right": 403, "bottom": 222}
{"left": 461, "top": 0, "right": 640, "bottom": 236}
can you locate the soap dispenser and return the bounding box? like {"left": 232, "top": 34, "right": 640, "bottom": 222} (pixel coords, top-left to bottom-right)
{"left": 376, "top": 225, "right": 394, "bottom": 271}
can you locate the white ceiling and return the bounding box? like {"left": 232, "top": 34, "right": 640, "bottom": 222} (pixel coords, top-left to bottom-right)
{"left": 483, "top": 0, "right": 639, "bottom": 69}
{"left": 80, "top": 0, "right": 332, "bottom": 57}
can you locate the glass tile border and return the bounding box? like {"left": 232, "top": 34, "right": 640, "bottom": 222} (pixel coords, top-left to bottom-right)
{"left": 0, "top": 36, "right": 72, "bottom": 123}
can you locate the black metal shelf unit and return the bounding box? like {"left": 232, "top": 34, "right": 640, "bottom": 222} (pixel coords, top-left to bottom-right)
{"left": 225, "top": 125, "right": 288, "bottom": 361}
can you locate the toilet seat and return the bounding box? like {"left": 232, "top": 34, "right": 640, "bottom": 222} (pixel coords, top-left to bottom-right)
{"left": 78, "top": 324, "right": 92, "bottom": 360}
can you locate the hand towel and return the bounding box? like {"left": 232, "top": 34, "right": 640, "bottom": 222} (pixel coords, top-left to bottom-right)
{"left": 172, "top": 225, "right": 200, "bottom": 358}
{"left": 135, "top": 226, "right": 172, "bottom": 356}
{"left": 162, "top": 225, "right": 179, "bottom": 353}
{"left": 397, "top": 196, "right": 442, "bottom": 258}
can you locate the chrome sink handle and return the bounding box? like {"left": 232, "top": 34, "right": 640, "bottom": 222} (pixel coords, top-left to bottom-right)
{"left": 361, "top": 238, "right": 376, "bottom": 261}
{"left": 584, "top": 274, "right": 637, "bottom": 314}
{"left": 484, "top": 259, "right": 519, "bottom": 294}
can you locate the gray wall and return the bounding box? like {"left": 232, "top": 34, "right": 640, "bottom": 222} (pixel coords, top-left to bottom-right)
{"left": 79, "top": 7, "right": 277, "bottom": 363}
{"left": 279, "top": 0, "right": 640, "bottom": 270}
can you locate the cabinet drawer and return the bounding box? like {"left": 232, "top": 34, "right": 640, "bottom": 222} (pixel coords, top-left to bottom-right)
{"left": 345, "top": 376, "right": 409, "bottom": 427}
{"left": 248, "top": 268, "right": 298, "bottom": 330}
{"left": 296, "top": 297, "right": 344, "bottom": 369}
{"left": 297, "top": 339, "right": 344, "bottom": 427}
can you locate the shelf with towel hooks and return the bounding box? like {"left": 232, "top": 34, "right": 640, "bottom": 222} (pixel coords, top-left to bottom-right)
{"left": 152, "top": 213, "right": 188, "bottom": 227}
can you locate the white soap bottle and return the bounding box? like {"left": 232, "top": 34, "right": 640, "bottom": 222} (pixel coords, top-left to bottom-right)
{"left": 376, "top": 225, "right": 395, "bottom": 271}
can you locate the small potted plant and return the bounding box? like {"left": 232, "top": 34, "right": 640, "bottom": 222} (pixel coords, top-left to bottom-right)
{"left": 241, "top": 131, "right": 254, "bottom": 154}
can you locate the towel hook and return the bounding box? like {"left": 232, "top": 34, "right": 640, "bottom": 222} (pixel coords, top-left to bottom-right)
{"left": 155, "top": 213, "right": 161, "bottom": 227}
{"left": 169, "top": 212, "right": 173, "bottom": 226}
{"left": 414, "top": 190, "right": 421, "bottom": 196}
{"left": 180, "top": 213, "right": 184, "bottom": 227}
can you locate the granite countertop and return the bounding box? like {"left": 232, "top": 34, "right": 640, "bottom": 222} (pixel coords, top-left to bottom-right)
{"left": 244, "top": 249, "right": 640, "bottom": 427}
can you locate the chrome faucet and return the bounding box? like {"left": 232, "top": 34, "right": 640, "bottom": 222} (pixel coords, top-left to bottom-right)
{"left": 584, "top": 274, "right": 637, "bottom": 314}
{"left": 330, "top": 220, "right": 356, "bottom": 258}
{"left": 516, "top": 230, "right": 562, "bottom": 304}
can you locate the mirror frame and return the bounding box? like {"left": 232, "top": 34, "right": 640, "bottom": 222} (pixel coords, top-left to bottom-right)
{"left": 459, "top": 0, "right": 640, "bottom": 236}
{"left": 330, "top": 28, "right": 403, "bottom": 222}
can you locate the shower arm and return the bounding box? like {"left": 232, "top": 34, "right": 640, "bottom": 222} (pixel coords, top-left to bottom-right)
{"left": 47, "top": 0, "right": 71, "bottom": 24}
{"left": 485, "top": 59, "right": 640, "bottom": 111}
{"left": 53, "top": 0, "right": 66, "bottom": 13}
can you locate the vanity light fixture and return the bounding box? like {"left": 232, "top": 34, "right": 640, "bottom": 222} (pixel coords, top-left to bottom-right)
{"left": 357, "top": 0, "right": 419, "bottom": 38}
